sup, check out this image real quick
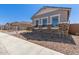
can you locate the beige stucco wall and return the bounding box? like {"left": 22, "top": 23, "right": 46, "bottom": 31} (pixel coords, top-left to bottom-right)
{"left": 36, "top": 8, "right": 58, "bottom": 16}
{"left": 69, "top": 24, "right": 79, "bottom": 35}
{"left": 32, "top": 9, "right": 69, "bottom": 24}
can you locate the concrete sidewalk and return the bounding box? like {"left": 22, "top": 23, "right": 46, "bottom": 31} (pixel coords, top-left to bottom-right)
{"left": 0, "top": 32, "right": 64, "bottom": 55}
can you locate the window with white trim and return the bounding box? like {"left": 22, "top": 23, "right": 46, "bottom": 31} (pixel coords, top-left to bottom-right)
{"left": 51, "top": 16, "right": 59, "bottom": 27}
{"left": 39, "top": 19, "right": 42, "bottom": 25}
{"left": 42, "top": 18, "right": 48, "bottom": 27}
{"left": 35, "top": 20, "right": 39, "bottom": 27}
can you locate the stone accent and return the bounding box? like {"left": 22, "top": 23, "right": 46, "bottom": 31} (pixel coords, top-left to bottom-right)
{"left": 33, "top": 23, "right": 69, "bottom": 36}
{"left": 59, "top": 23, "right": 69, "bottom": 35}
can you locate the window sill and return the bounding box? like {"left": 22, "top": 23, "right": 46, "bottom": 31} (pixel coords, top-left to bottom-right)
{"left": 51, "top": 27, "right": 59, "bottom": 29}
{"left": 34, "top": 27, "right": 59, "bottom": 29}
{"left": 42, "top": 27, "right": 48, "bottom": 29}
{"left": 34, "top": 28, "right": 39, "bottom": 29}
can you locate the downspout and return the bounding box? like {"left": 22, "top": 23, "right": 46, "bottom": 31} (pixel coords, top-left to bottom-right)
{"left": 67, "top": 9, "right": 71, "bottom": 34}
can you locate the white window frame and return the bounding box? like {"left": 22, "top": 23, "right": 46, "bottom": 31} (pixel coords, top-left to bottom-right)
{"left": 39, "top": 19, "right": 42, "bottom": 25}
{"left": 50, "top": 14, "right": 60, "bottom": 29}
{"left": 33, "top": 18, "right": 40, "bottom": 26}
{"left": 41, "top": 17, "right": 48, "bottom": 29}
{"left": 33, "top": 17, "right": 48, "bottom": 29}
{"left": 34, "top": 27, "right": 39, "bottom": 29}
{"left": 32, "top": 18, "right": 40, "bottom": 29}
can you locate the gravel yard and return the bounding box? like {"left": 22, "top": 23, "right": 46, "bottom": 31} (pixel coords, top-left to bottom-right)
{"left": 20, "top": 32, "right": 79, "bottom": 55}
{"left": 28, "top": 39, "right": 79, "bottom": 55}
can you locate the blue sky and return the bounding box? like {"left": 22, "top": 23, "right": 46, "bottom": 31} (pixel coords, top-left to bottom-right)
{"left": 0, "top": 4, "right": 79, "bottom": 24}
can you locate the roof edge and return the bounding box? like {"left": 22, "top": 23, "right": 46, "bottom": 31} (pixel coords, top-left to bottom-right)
{"left": 31, "top": 6, "right": 71, "bottom": 19}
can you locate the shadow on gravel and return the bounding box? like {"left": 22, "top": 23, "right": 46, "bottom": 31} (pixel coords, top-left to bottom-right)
{"left": 20, "top": 32, "right": 76, "bottom": 45}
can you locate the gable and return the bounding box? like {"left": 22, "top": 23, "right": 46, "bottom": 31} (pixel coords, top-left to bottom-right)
{"left": 32, "top": 6, "right": 71, "bottom": 19}
{"left": 35, "top": 8, "right": 59, "bottom": 16}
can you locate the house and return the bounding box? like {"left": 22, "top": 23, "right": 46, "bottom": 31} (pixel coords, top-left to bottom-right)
{"left": 4, "top": 22, "right": 32, "bottom": 31}
{"left": 32, "top": 6, "right": 71, "bottom": 35}
{"left": 0, "top": 25, "right": 5, "bottom": 30}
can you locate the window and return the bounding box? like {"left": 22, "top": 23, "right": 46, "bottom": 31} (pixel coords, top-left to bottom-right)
{"left": 42, "top": 18, "right": 47, "bottom": 27}
{"left": 51, "top": 16, "right": 59, "bottom": 27}
{"left": 35, "top": 20, "right": 39, "bottom": 27}
{"left": 39, "top": 19, "right": 41, "bottom": 25}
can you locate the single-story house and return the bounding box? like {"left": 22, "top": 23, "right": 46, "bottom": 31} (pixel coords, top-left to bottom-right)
{"left": 4, "top": 22, "right": 32, "bottom": 31}
{"left": 32, "top": 6, "right": 71, "bottom": 35}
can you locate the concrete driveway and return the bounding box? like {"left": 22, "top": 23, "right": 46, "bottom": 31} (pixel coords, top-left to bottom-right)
{"left": 0, "top": 32, "right": 64, "bottom": 55}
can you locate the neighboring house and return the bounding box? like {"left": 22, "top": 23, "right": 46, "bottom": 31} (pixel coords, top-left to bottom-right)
{"left": 4, "top": 22, "right": 32, "bottom": 31}
{"left": 32, "top": 6, "right": 71, "bottom": 35}
{"left": 0, "top": 25, "right": 5, "bottom": 30}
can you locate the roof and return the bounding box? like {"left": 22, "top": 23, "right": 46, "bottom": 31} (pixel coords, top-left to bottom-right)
{"left": 32, "top": 6, "right": 71, "bottom": 19}
{"left": 41, "top": 6, "right": 71, "bottom": 9}
{"left": 5, "top": 22, "right": 32, "bottom": 27}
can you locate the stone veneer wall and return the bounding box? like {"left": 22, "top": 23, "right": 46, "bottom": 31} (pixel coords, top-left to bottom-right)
{"left": 33, "top": 23, "right": 69, "bottom": 36}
